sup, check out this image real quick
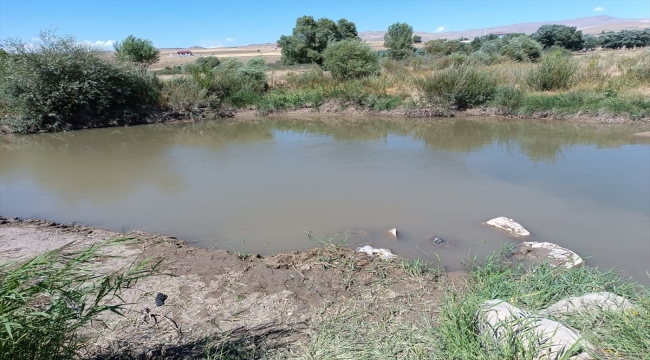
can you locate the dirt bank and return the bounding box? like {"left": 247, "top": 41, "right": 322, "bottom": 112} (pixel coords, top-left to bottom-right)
{"left": 0, "top": 216, "right": 467, "bottom": 359}
{"left": 3, "top": 103, "right": 647, "bottom": 135}
{"left": 235, "top": 102, "right": 646, "bottom": 124}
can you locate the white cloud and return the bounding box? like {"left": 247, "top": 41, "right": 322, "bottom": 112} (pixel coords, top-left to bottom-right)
{"left": 198, "top": 39, "right": 223, "bottom": 48}
{"left": 225, "top": 38, "right": 235, "bottom": 42}
{"left": 594, "top": 6, "right": 604, "bottom": 11}
{"left": 435, "top": 26, "right": 445, "bottom": 33}
{"left": 81, "top": 40, "right": 115, "bottom": 49}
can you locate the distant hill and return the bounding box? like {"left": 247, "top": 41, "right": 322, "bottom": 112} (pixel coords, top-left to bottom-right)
{"left": 360, "top": 16, "right": 650, "bottom": 42}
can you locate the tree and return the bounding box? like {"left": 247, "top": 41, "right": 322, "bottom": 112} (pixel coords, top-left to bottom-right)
{"left": 413, "top": 35, "right": 422, "bottom": 43}
{"left": 337, "top": 18, "right": 359, "bottom": 40}
{"left": 277, "top": 16, "right": 359, "bottom": 65}
{"left": 113, "top": 35, "right": 160, "bottom": 74}
{"left": 323, "top": 39, "right": 380, "bottom": 80}
{"left": 531, "top": 24, "right": 584, "bottom": 51}
{"left": 583, "top": 34, "right": 599, "bottom": 50}
{"left": 384, "top": 22, "right": 415, "bottom": 60}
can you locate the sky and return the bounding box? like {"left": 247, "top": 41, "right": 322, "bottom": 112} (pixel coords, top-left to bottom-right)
{"left": 1, "top": 0, "right": 649, "bottom": 48}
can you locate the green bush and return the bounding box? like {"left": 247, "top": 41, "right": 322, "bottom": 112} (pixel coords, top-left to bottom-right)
{"left": 0, "top": 238, "right": 157, "bottom": 360}
{"left": 161, "top": 77, "right": 220, "bottom": 114}
{"left": 194, "top": 56, "right": 221, "bottom": 70}
{"left": 527, "top": 51, "right": 577, "bottom": 91}
{"left": 212, "top": 57, "right": 268, "bottom": 99}
{"left": 418, "top": 65, "right": 497, "bottom": 109}
{"left": 494, "top": 85, "right": 524, "bottom": 114}
{"left": 0, "top": 31, "right": 160, "bottom": 132}
{"left": 257, "top": 89, "right": 325, "bottom": 114}
{"left": 424, "top": 39, "right": 466, "bottom": 56}
{"left": 322, "top": 40, "right": 380, "bottom": 80}
{"left": 500, "top": 36, "right": 543, "bottom": 62}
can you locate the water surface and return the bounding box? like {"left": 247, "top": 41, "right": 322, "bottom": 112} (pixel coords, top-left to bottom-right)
{"left": 1, "top": 119, "right": 649, "bottom": 282}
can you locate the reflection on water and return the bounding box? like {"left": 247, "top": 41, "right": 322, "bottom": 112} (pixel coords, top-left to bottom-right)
{"left": 2, "top": 118, "right": 649, "bottom": 282}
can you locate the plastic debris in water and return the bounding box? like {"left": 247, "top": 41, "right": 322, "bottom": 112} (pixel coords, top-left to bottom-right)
{"left": 356, "top": 245, "right": 397, "bottom": 260}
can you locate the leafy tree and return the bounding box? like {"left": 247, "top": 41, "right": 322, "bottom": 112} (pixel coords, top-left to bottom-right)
{"left": 277, "top": 16, "right": 359, "bottom": 65}
{"left": 113, "top": 35, "right": 160, "bottom": 74}
{"left": 413, "top": 35, "right": 423, "bottom": 43}
{"left": 583, "top": 34, "right": 599, "bottom": 50}
{"left": 323, "top": 39, "right": 380, "bottom": 80}
{"left": 337, "top": 18, "right": 359, "bottom": 40}
{"left": 596, "top": 30, "right": 650, "bottom": 49}
{"left": 531, "top": 24, "right": 584, "bottom": 51}
{"left": 384, "top": 22, "right": 415, "bottom": 60}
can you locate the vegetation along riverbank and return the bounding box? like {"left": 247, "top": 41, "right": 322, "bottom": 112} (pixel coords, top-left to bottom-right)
{"left": 1, "top": 19, "right": 650, "bottom": 133}
{"left": 1, "top": 216, "right": 649, "bottom": 359}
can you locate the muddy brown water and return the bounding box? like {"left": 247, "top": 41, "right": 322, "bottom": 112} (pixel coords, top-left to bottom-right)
{"left": 1, "top": 118, "right": 649, "bottom": 282}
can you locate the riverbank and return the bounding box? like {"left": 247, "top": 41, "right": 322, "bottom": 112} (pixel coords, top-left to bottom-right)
{"left": 2, "top": 216, "right": 649, "bottom": 359}
{"left": 2, "top": 39, "right": 649, "bottom": 134}
{"left": 0, "top": 216, "right": 458, "bottom": 358}
{"left": 1, "top": 104, "right": 646, "bottom": 135}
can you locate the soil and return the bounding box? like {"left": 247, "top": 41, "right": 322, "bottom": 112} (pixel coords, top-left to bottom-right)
{"left": 232, "top": 101, "right": 647, "bottom": 124}
{"left": 0, "top": 216, "right": 469, "bottom": 359}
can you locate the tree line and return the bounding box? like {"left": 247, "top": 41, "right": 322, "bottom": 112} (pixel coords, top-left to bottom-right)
{"left": 277, "top": 18, "right": 650, "bottom": 72}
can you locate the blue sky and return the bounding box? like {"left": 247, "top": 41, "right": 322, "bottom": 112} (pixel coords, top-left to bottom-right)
{"left": 1, "top": 0, "right": 648, "bottom": 48}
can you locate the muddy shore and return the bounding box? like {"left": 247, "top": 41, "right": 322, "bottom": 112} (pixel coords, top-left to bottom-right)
{"left": 2, "top": 103, "right": 646, "bottom": 134}
{"left": 0, "top": 216, "right": 468, "bottom": 358}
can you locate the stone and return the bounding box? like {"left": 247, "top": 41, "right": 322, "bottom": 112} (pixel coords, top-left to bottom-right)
{"left": 517, "top": 242, "right": 584, "bottom": 269}
{"left": 477, "top": 299, "right": 594, "bottom": 360}
{"left": 486, "top": 217, "right": 530, "bottom": 237}
{"left": 425, "top": 234, "right": 457, "bottom": 249}
{"left": 541, "top": 292, "right": 636, "bottom": 316}
{"left": 356, "top": 245, "right": 397, "bottom": 260}
{"left": 388, "top": 228, "right": 397, "bottom": 238}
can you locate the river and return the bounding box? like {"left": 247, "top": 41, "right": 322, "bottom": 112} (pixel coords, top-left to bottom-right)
{"left": 1, "top": 118, "right": 649, "bottom": 282}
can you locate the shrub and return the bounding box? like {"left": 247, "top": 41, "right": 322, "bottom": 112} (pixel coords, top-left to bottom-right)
{"left": 184, "top": 57, "right": 268, "bottom": 107}
{"left": 424, "top": 39, "right": 467, "bottom": 56}
{"left": 212, "top": 57, "right": 268, "bottom": 98}
{"left": 194, "top": 56, "right": 221, "bottom": 70}
{"left": 0, "top": 31, "right": 160, "bottom": 132}
{"left": 322, "top": 40, "right": 380, "bottom": 80}
{"left": 0, "top": 238, "right": 157, "bottom": 360}
{"left": 500, "top": 36, "right": 543, "bottom": 62}
{"left": 527, "top": 50, "right": 577, "bottom": 91}
{"left": 161, "top": 77, "right": 220, "bottom": 114}
{"left": 418, "top": 65, "right": 497, "bottom": 109}
{"left": 494, "top": 85, "right": 524, "bottom": 114}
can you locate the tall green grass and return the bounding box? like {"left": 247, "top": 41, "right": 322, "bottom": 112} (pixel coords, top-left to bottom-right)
{"left": 435, "top": 250, "right": 650, "bottom": 359}
{"left": 418, "top": 65, "right": 497, "bottom": 109}
{"left": 527, "top": 51, "right": 577, "bottom": 91}
{"left": 0, "top": 238, "right": 158, "bottom": 360}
